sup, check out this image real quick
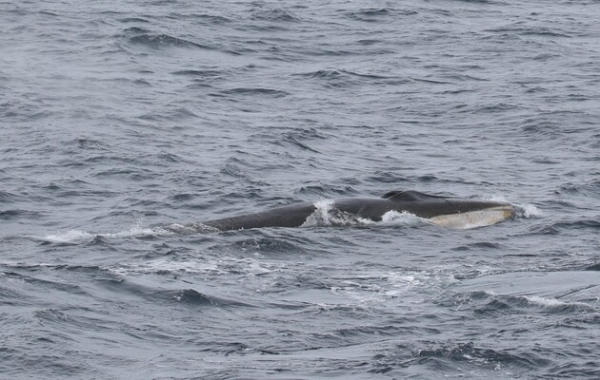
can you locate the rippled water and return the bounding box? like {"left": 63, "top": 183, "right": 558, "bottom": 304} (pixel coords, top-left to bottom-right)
{"left": 2, "top": 0, "right": 600, "bottom": 379}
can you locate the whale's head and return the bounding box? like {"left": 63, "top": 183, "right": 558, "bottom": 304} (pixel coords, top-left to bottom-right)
{"left": 382, "top": 190, "right": 515, "bottom": 229}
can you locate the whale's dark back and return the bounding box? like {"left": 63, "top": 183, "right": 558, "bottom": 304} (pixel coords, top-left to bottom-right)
{"left": 203, "top": 202, "right": 317, "bottom": 231}
{"left": 381, "top": 190, "right": 447, "bottom": 202}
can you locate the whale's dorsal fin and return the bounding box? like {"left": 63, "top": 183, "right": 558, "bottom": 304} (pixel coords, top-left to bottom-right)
{"left": 382, "top": 190, "right": 446, "bottom": 202}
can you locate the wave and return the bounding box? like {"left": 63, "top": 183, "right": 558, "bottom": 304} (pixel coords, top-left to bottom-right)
{"left": 344, "top": 8, "right": 418, "bottom": 22}
{"left": 449, "top": 271, "right": 600, "bottom": 310}
{"left": 251, "top": 8, "right": 301, "bottom": 23}
{"left": 119, "top": 28, "right": 214, "bottom": 50}
{"left": 217, "top": 87, "right": 289, "bottom": 97}
{"left": 0, "top": 209, "right": 44, "bottom": 220}
{"left": 294, "top": 69, "right": 410, "bottom": 88}
{"left": 471, "top": 293, "right": 596, "bottom": 315}
{"left": 128, "top": 33, "right": 211, "bottom": 49}
{"left": 414, "top": 342, "right": 551, "bottom": 370}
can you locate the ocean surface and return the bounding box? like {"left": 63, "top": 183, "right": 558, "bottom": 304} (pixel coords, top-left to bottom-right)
{"left": 2, "top": 0, "right": 600, "bottom": 379}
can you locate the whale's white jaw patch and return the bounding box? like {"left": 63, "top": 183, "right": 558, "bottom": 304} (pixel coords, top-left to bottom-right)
{"left": 429, "top": 205, "right": 514, "bottom": 229}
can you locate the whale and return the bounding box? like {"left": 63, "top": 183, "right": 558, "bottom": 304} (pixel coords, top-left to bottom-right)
{"left": 202, "top": 190, "right": 514, "bottom": 231}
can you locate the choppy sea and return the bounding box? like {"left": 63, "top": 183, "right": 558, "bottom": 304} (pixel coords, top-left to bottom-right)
{"left": 2, "top": 0, "right": 600, "bottom": 379}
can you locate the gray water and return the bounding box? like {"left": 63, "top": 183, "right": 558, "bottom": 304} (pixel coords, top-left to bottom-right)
{"left": 2, "top": 0, "right": 600, "bottom": 379}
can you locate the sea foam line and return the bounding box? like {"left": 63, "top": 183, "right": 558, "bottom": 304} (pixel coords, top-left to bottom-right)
{"left": 41, "top": 224, "right": 173, "bottom": 244}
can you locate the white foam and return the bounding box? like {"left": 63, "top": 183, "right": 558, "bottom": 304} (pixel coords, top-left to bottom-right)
{"left": 163, "top": 222, "right": 220, "bottom": 233}
{"left": 487, "top": 194, "right": 510, "bottom": 203}
{"left": 515, "top": 203, "right": 542, "bottom": 218}
{"left": 380, "top": 210, "right": 427, "bottom": 227}
{"left": 521, "top": 294, "right": 590, "bottom": 309}
{"left": 106, "top": 225, "right": 172, "bottom": 239}
{"left": 326, "top": 268, "right": 460, "bottom": 306}
{"left": 109, "top": 258, "right": 224, "bottom": 276}
{"left": 106, "top": 255, "right": 286, "bottom": 277}
{"left": 522, "top": 295, "right": 565, "bottom": 307}
{"left": 41, "top": 223, "right": 174, "bottom": 244}
{"left": 301, "top": 199, "right": 370, "bottom": 227}
{"left": 43, "top": 229, "right": 96, "bottom": 244}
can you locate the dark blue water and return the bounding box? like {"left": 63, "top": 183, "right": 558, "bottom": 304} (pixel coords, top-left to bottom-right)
{"left": 2, "top": 0, "right": 600, "bottom": 379}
